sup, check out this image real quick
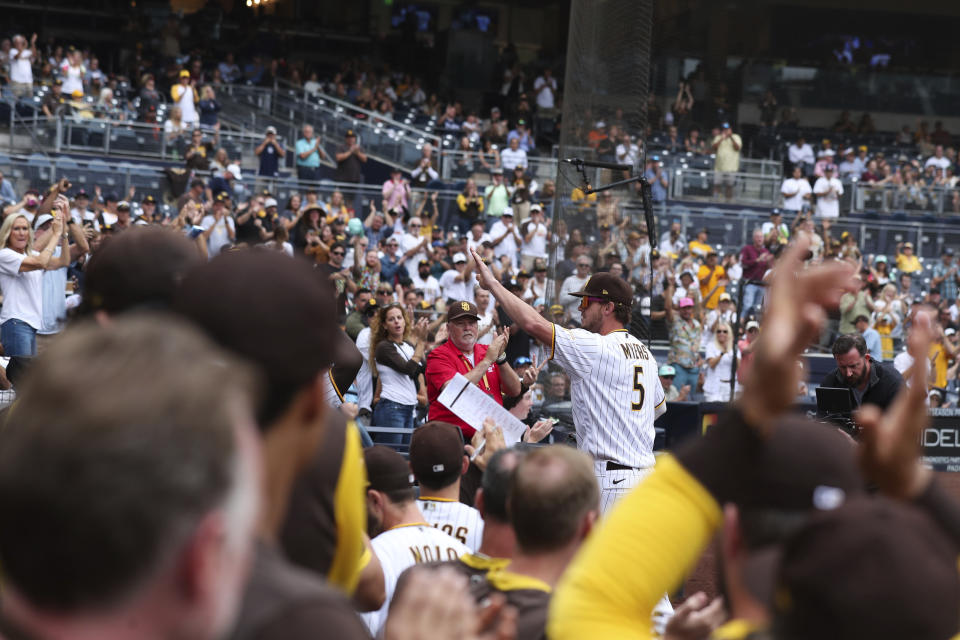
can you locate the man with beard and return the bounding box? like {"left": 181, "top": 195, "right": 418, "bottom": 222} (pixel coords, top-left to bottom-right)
{"left": 820, "top": 333, "right": 903, "bottom": 411}
{"left": 470, "top": 257, "right": 665, "bottom": 513}
{"left": 425, "top": 301, "right": 522, "bottom": 439}
{"left": 410, "top": 259, "right": 441, "bottom": 305}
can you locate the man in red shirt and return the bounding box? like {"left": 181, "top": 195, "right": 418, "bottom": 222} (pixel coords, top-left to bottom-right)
{"left": 426, "top": 301, "right": 522, "bottom": 438}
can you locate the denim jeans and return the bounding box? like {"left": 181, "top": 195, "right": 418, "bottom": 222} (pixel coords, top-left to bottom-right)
{"left": 1, "top": 318, "right": 36, "bottom": 357}
{"left": 372, "top": 398, "right": 415, "bottom": 445}
{"left": 672, "top": 365, "right": 701, "bottom": 399}
{"left": 741, "top": 283, "right": 766, "bottom": 317}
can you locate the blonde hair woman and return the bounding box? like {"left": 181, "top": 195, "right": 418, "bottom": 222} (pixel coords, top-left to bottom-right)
{"left": 369, "top": 303, "right": 428, "bottom": 442}
{"left": 0, "top": 206, "right": 67, "bottom": 355}
{"left": 703, "top": 321, "right": 735, "bottom": 402}
{"left": 164, "top": 106, "right": 185, "bottom": 142}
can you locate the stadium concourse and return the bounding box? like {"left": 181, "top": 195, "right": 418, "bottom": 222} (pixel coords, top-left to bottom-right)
{"left": 1, "top": 2, "right": 960, "bottom": 639}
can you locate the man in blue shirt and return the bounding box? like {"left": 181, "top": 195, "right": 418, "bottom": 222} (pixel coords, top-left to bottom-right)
{"left": 855, "top": 314, "right": 884, "bottom": 361}
{"left": 0, "top": 170, "right": 16, "bottom": 205}
{"left": 256, "top": 126, "right": 286, "bottom": 178}
{"left": 643, "top": 157, "right": 669, "bottom": 203}
{"left": 506, "top": 119, "right": 535, "bottom": 153}
{"left": 295, "top": 124, "right": 327, "bottom": 182}
{"left": 378, "top": 236, "right": 407, "bottom": 286}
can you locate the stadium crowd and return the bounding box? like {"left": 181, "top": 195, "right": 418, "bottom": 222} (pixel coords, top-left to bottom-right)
{"left": 0, "top": 175, "right": 958, "bottom": 640}
{"left": 3, "top": 17, "right": 960, "bottom": 640}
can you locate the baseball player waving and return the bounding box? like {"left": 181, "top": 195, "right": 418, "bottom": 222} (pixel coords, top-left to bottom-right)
{"left": 470, "top": 248, "right": 666, "bottom": 512}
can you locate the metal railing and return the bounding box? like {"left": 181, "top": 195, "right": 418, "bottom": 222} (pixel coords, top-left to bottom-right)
{"left": 437, "top": 150, "right": 559, "bottom": 183}
{"left": 850, "top": 181, "right": 958, "bottom": 215}
{"left": 7, "top": 115, "right": 288, "bottom": 169}
{"left": 670, "top": 169, "right": 785, "bottom": 207}
{"left": 1, "top": 150, "right": 957, "bottom": 260}
{"left": 218, "top": 84, "right": 441, "bottom": 171}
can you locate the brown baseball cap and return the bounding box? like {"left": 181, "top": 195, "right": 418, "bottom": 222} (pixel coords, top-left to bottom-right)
{"left": 569, "top": 272, "right": 633, "bottom": 306}
{"left": 174, "top": 250, "right": 350, "bottom": 424}
{"left": 364, "top": 445, "right": 415, "bottom": 493}
{"left": 446, "top": 300, "right": 480, "bottom": 322}
{"left": 774, "top": 497, "right": 959, "bottom": 640}
{"left": 409, "top": 421, "right": 465, "bottom": 488}
{"left": 81, "top": 228, "right": 203, "bottom": 315}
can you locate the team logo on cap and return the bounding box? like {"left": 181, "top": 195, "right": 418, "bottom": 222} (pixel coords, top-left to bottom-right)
{"left": 461, "top": 302, "right": 470, "bottom": 311}
{"left": 602, "top": 289, "right": 608, "bottom": 295}
{"left": 432, "top": 464, "right": 445, "bottom": 472}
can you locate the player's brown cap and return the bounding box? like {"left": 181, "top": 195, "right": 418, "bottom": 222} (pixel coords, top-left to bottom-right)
{"left": 81, "top": 228, "right": 203, "bottom": 315}
{"left": 774, "top": 497, "right": 959, "bottom": 640}
{"left": 569, "top": 272, "right": 633, "bottom": 306}
{"left": 174, "top": 250, "right": 349, "bottom": 425}
{"left": 409, "top": 421, "right": 465, "bottom": 488}
{"left": 447, "top": 300, "right": 480, "bottom": 322}
{"left": 364, "top": 445, "right": 415, "bottom": 493}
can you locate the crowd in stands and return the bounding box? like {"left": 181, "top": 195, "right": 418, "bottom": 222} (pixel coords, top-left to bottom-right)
{"left": 4, "top": 13, "right": 960, "bottom": 640}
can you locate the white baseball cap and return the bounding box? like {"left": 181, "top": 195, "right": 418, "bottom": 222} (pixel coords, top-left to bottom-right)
{"left": 501, "top": 207, "right": 514, "bottom": 217}
{"left": 226, "top": 163, "right": 243, "bottom": 181}
{"left": 264, "top": 197, "right": 278, "bottom": 209}
{"left": 453, "top": 252, "right": 467, "bottom": 264}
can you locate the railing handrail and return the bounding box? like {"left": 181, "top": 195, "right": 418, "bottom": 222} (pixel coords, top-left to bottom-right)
{"left": 221, "top": 82, "right": 441, "bottom": 146}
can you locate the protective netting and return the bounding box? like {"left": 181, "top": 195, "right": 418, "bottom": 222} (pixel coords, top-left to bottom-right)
{"left": 550, "top": 0, "right": 654, "bottom": 302}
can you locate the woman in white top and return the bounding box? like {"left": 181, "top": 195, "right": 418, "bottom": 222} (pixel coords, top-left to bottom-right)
{"left": 60, "top": 49, "right": 86, "bottom": 96}
{"left": 164, "top": 106, "right": 186, "bottom": 143}
{"left": 703, "top": 321, "right": 736, "bottom": 402}
{"left": 171, "top": 70, "right": 200, "bottom": 127}
{"left": 370, "top": 304, "right": 429, "bottom": 441}
{"left": 0, "top": 205, "right": 67, "bottom": 356}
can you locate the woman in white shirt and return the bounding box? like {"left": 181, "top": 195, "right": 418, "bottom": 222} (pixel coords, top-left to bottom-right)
{"left": 370, "top": 304, "right": 429, "bottom": 441}
{"left": 164, "top": 106, "right": 186, "bottom": 143}
{"left": 60, "top": 49, "right": 86, "bottom": 96}
{"left": 703, "top": 321, "right": 736, "bottom": 402}
{"left": 0, "top": 208, "right": 67, "bottom": 356}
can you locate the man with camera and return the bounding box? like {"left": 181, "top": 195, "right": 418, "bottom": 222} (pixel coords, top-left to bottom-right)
{"left": 820, "top": 332, "right": 903, "bottom": 411}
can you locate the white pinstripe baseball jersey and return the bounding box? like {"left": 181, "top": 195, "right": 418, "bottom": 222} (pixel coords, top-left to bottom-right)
{"left": 322, "top": 369, "right": 343, "bottom": 408}
{"left": 416, "top": 497, "right": 485, "bottom": 552}
{"left": 355, "top": 326, "right": 373, "bottom": 412}
{"left": 362, "top": 523, "right": 470, "bottom": 636}
{"left": 550, "top": 326, "right": 664, "bottom": 469}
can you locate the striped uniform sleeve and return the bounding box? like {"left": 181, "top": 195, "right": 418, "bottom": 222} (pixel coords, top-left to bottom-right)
{"left": 653, "top": 369, "right": 666, "bottom": 409}
{"left": 323, "top": 370, "right": 344, "bottom": 408}
{"left": 550, "top": 326, "right": 600, "bottom": 379}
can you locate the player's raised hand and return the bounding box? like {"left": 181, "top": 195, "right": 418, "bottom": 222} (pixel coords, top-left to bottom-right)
{"left": 663, "top": 592, "right": 725, "bottom": 640}
{"left": 857, "top": 309, "right": 936, "bottom": 499}
{"left": 741, "top": 236, "right": 857, "bottom": 433}
{"left": 470, "top": 248, "right": 498, "bottom": 291}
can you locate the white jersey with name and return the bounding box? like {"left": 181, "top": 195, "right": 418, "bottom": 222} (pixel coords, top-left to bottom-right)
{"left": 551, "top": 326, "right": 664, "bottom": 469}
{"left": 362, "top": 523, "right": 470, "bottom": 636}
{"left": 416, "top": 497, "right": 484, "bottom": 552}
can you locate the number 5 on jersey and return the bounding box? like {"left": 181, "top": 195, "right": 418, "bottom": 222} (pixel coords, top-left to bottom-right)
{"left": 632, "top": 365, "right": 645, "bottom": 411}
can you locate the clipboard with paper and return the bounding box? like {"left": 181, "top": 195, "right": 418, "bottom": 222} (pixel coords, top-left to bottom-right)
{"left": 436, "top": 373, "right": 528, "bottom": 446}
